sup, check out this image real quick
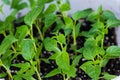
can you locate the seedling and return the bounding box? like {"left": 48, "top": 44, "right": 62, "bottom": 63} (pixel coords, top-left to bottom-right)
{"left": 0, "top": 0, "right": 120, "bottom": 80}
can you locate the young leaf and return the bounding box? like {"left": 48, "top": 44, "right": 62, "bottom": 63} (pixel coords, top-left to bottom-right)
{"left": 15, "top": 25, "right": 28, "bottom": 42}
{"left": 28, "top": 0, "right": 36, "bottom": 9}
{"left": 0, "top": 73, "right": 7, "bottom": 78}
{"left": 56, "top": 50, "right": 70, "bottom": 71}
{"left": 80, "top": 61, "right": 101, "bottom": 80}
{"left": 72, "top": 55, "right": 82, "bottom": 67}
{"left": 44, "top": 4, "right": 56, "bottom": 16}
{"left": 12, "top": 62, "right": 30, "bottom": 74}
{"left": 43, "top": 37, "right": 60, "bottom": 52}
{"left": 63, "top": 66, "right": 76, "bottom": 78}
{"left": 107, "top": 19, "right": 120, "bottom": 28}
{"left": 57, "top": 34, "right": 66, "bottom": 44}
{"left": 24, "top": 5, "right": 43, "bottom": 26}
{"left": 13, "top": 75, "right": 22, "bottom": 80}
{"left": 100, "top": 59, "right": 109, "bottom": 67}
{"left": 102, "top": 10, "right": 116, "bottom": 20}
{"left": 11, "top": 0, "right": 20, "bottom": 9}
{"left": 21, "top": 39, "right": 35, "bottom": 60}
{"left": 97, "top": 5, "right": 102, "bottom": 14}
{"left": 43, "top": 14, "right": 57, "bottom": 32}
{"left": 84, "top": 38, "right": 97, "bottom": 47}
{"left": 87, "top": 12, "right": 98, "bottom": 22}
{"left": 106, "top": 46, "right": 120, "bottom": 57}
{"left": 72, "top": 8, "right": 92, "bottom": 20}
{"left": 75, "top": 23, "right": 81, "bottom": 37}
{"left": 102, "top": 72, "right": 116, "bottom": 80}
{"left": 59, "top": 3, "right": 70, "bottom": 12}
{"left": 83, "top": 46, "right": 97, "bottom": 60}
{"left": 92, "top": 20, "right": 104, "bottom": 29}
{"left": 64, "top": 16, "right": 73, "bottom": 28}
{"left": 0, "top": 35, "right": 17, "bottom": 54}
{"left": 49, "top": 53, "right": 60, "bottom": 60}
{"left": 45, "top": 68, "right": 61, "bottom": 78}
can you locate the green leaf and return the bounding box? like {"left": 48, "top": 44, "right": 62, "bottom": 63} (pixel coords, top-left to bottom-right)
{"left": 97, "top": 5, "right": 102, "bottom": 14}
{"left": 24, "top": 5, "right": 43, "bottom": 26}
{"left": 17, "top": 2, "right": 28, "bottom": 10}
{"left": 107, "top": 19, "right": 120, "bottom": 28}
{"left": 100, "top": 59, "right": 109, "bottom": 67}
{"left": 45, "top": 68, "right": 61, "bottom": 78}
{"left": 59, "top": 3, "right": 70, "bottom": 11}
{"left": 106, "top": 46, "right": 120, "bottom": 57}
{"left": 80, "top": 61, "right": 101, "bottom": 80}
{"left": 57, "top": 34, "right": 66, "bottom": 44}
{"left": 56, "top": 50, "right": 70, "bottom": 71}
{"left": 44, "top": 4, "right": 56, "bottom": 16}
{"left": 63, "top": 16, "right": 73, "bottom": 29}
{"left": 12, "top": 62, "right": 30, "bottom": 74}
{"left": 0, "top": 73, "right": 7, "bottom": 78}
{"left": 84, "top": 38, "right": 97, "bottom": 47}
{"left": 102, "top": 72, "right": 116, "bottom": 80}
{"left": 11, "top": 0, "right": 20, "bottom": 9}
{"left": 83, "top": 46, "right": 97, "bottom": 60}
{"left": 72, "top": 8, "right": 92, "bottom": 20}
{"left": 0, "top": 35, "right": 17, "bottom": 54}
{"left": 1, "top": 50, "right": 13, "bottom": 68}
{"left": 25, "top": 66, "right": 35, "bottom": 77}
{"left": 2, "top": 0, "right": 10, "bottom": 4}
{"left": 28, "top": 0, "right": 36, "bottom": 9}
{"left": 97, "top": 47, "right": 105, "bottom": 56}
{"left": 49, "top": 53, "right": 59, "bottom": 60}
{"left": 92, "top": 20, "right": 104, "bottom": 29}
{"left": 13, "top": 75, "right": 22, "bottom": 80}
{"left": 5, "top": 9, "right": 18, "bottom": 22}
{"left": 21, "top": 39, "right": 35, "bottom": 60}
{"left": 43, "top": 37, "right": 60, "bottom": 52}
{"left": 15, "top": 25, "right": 28, "bottom": 42}
{"left": 44, "top": 14, "right": 57, "bottom": 32}
{"left": 63, "top": 66, "right": 76, "bottom": 77}
{"left": 102, "top": 10, "right": 116, "bottom": 20}
{"left": 53, "top": 19, "right": 65, "bottom": 31}
{"left": 87, "top": 12, "right": 98, "bottom": 22}
{"left": 72, "top": 55, "right": 82, "bottom": 67}
{"left": 75, "top": 23, "right": 81, "bottom": 37}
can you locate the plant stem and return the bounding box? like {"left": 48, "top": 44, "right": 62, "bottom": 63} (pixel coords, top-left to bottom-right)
{"left": 2, "top": 64, "right": 13, "bottom": 80}
{"left": 63, "top": 74, "right": 66, "bottom": 80}
{"left": 30, "top": 61, "right": 42, "bottom": 80}
{"left": 34, "top": 67, "right": 41, "bottom": 80}
{"left": 36, "top": 24, "right": 44, "bottom": 41}
{"left": 101, "top": 34, "right": 104, "bottom": 48}
{"left": 73, "top": 21, "right": 77, "bottom": 46}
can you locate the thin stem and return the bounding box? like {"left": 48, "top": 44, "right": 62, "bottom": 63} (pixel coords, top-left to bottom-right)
{"left": 30, "top": 61, "right": 42, "bottom": 80}
{"left": 35, "top": 23, "right": 44, "bottom": 41}
{"left": 2, "top": 64, "right": 13, "bottom": 80}
{"left": 34, "top": 67, "right": 41, "bottom": 80}
{"left": 73, "top": 21, "right": 77, "bottom": 46}
{"left": 101, "top": 33, "right": 104, "bottom": 48}
{"left": 62, "top": 74, "right": 66, "bottom": 80}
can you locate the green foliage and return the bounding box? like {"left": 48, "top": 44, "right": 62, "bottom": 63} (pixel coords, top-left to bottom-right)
{"left": 80, "top": 61, "right": 101, "bottom": 80}
{"left": 24, "top": 5, "right": 44, "bottom": 26}
{"left": 0, "top": 0, "right": 120, "bottom": 80}
{"left": 72, "top": 8, "right": 93, "bottom": 20}
{"left": 0, "top": 35, "right": 17, "bottom": 55}
{"left": 21, "top": 39, "right": 35, "bottom": 61}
